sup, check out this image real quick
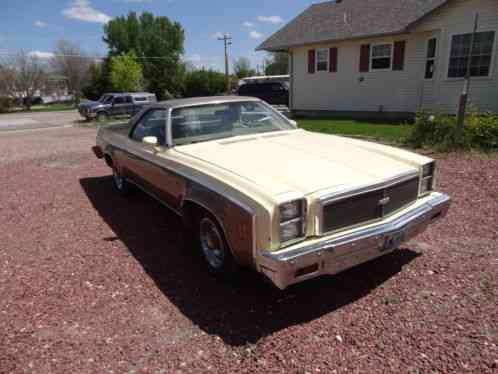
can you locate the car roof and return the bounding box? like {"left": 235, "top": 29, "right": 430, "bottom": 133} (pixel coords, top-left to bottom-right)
{"left": 106, "top": 92, "right": 155, "bottom": 96}
{"left": 157, "top": 95, "right": 261, "bottom": 109}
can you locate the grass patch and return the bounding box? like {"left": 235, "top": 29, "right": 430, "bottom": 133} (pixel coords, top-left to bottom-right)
{"left": 297, "top": 118, "right": 412, "bottom": 143}
{"left": 28, "top": 104, "right": 76, "bottom": 113}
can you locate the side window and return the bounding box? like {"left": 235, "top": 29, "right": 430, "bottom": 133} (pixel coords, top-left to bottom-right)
{"left": 113, "top": 97, "right": 125, "bottom": 105}
{"left": 125, "top": 96, "right": 133, "bottom": 104}
{"left": 131, "top": 109, "right": 166, "bottom": 145}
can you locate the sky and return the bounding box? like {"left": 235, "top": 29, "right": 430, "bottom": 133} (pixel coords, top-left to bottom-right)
{"left": 0, "top": 0, "right": 316, "bottom": 71}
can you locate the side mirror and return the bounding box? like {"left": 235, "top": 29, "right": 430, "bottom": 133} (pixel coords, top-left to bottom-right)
{"left": 289, "top": 119, "right": 298, "bottom": 127}
{"left": 142, "top": 136, "right": 158, "bottom": 146}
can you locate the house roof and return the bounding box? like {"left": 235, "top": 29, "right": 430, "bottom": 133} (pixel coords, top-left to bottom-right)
{"left": 257, "top": 0, "right": 449, "bottom": 51}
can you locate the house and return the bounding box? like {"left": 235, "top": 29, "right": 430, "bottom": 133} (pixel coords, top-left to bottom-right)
{"left": 257, "top": 0, "right": 498, "bottom": 120}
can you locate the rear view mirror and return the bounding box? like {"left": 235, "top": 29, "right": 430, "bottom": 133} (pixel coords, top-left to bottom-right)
{"left": 142, "top": 136, "right": 158, "bottom": 146}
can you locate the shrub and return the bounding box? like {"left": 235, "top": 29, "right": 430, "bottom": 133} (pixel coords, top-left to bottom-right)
{"left": 0, "top": 97, "right": 14, "bottom": 113}
{"left": 183, "top": 69, "right": 226, "bottom": 98}
{"left": 407, "top": 111, "right": 498, "bottom": 151}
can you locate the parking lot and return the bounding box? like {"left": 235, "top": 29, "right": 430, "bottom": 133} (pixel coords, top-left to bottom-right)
{"left": 0, "top": 115, "right": 497, "bottom": 373}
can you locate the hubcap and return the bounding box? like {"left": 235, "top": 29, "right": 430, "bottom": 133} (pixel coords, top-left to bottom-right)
{"left": 200, "top": 217, "right": 225, "bottom": 269}
{"left": 113, "top": 168, "right": 124, "bottom": 190}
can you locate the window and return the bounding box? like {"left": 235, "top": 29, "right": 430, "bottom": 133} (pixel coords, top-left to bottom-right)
{"left": 448, "top": 31, "right": 495, "bottom": 78}
{"left": 171, "top": 101, "right": 294, "bottom": 146}
{"left": 316, "top": 49, "right": 328, "bottom": 72}
{"left": 133, "top": 97, "right": 147, "bottom": 102}
{"left": 113, "top": 97, "right": 125, "bottom": 105}
{"left": 131, "top": 109, "right": 166, "bottom": 145}
{"left": 125, "top": 96, "right": 133, "bottom": 104}
{"left": 371, "top": 43, "right": 392, "bottom": 70}
{"left": 425, "top": 38, "right": 437, "bottom": 79}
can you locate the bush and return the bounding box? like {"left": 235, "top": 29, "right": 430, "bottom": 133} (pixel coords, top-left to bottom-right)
{"left": 0, "top": 97, "right": 14, "bottom": 113}
{"left": 407, "top": 111, "right": 498, "bottom": 151}
{"left": 183, "top": 69, "right": 226, "bottom": 98}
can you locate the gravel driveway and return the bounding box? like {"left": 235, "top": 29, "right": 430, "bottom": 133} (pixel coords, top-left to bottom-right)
{"left": 0, "top": 128, "right": 497, "bottom": 373}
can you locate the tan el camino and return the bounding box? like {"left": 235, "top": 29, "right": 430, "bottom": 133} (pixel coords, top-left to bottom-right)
{"left": 92, "top": 96, "right": 450, "bottom": 289}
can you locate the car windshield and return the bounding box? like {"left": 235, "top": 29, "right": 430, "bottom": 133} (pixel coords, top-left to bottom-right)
{"left": 98, "top": 95, "right": 113, "bottom": 104}
{"left": 171, "top": 101, "right": 295, "bottom": 146}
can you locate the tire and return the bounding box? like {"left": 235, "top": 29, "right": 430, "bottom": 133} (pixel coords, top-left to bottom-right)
{"left": 96, "top": 112, "right": 108, "bottom": 122}
{"left": 112, "top": 166, "right": 131, "bottom": 196}
{"left": 195, "top": 211, "right": 238, "bottom": 279}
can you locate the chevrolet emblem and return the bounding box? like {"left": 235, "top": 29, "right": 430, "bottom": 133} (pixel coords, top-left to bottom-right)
{"left": 379, "top": 196, "right": 391, "bottom": 206}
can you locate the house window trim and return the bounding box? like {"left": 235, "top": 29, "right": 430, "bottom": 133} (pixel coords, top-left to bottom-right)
{"left": 315, "top": 48, "right": 329, "bottom": 72}
{"left": 425, "top": 37, "right": 438, "bottom": 81}
{"left": 445, "top": 29, "right": 496, "bottom": 81}
{"left": 369, "top": 42, "right": 394, "bottom": 71}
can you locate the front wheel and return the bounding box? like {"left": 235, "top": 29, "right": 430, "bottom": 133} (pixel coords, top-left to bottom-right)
{"left": 197, "top": 213, "right": 238, "bottom": 278}
{"left": 112, "top": 166, "right": 131, "bottom": 196}
{"left": 96, "top": 112, "right": 108, "bottom": 122}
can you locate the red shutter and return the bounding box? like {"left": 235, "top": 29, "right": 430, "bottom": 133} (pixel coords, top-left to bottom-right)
{"left": 359, "top": 44, "right": 370, "bottom": 72}
{"left": 393, "top": 40, "right": 406, "bottom": 71}
{"left": 308, "top": 49, "right": 316, "bottom": 74}
{"left": 329, "top": 47, "right": 338, "bottom": 72}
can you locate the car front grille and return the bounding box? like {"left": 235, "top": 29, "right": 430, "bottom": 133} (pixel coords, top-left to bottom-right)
{"left": 321, "top": 176, "right": 420, "bottom": 234}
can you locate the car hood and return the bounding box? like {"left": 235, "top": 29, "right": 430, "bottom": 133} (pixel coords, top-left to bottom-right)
{"left": 175, "top": 129, "right": 430, "bottom": 198}
{"left": 79, "top": 101, "right": 103, "bottom": 109}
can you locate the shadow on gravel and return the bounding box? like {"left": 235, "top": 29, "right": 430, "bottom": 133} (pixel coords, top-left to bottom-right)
{"left": 81, "top": 176, "right": 421, "bottom": 347}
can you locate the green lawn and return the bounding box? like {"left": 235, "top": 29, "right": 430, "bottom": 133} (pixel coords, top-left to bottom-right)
{"left": 28, "top": 104, "right": 76, "bottom": 113}
{"left": 297, "top": 118, "right": 412, "bottom": 143}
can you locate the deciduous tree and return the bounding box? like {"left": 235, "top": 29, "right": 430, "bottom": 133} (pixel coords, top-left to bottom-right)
{"left": 103, "top": 11, "right": 185, "bottom": 99}
{"left": 109, "top": 52, "right": 144, "bottom": 92}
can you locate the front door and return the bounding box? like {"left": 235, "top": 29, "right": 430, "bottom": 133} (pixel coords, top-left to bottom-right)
{"left": 111, "top": 96, "right": 128, "bottom": 117}
{"left": 126, "top": 109, "right": 185, "bottom": 211}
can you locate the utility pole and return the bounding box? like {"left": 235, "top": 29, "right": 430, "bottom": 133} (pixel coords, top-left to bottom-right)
{"left": 456, "top": 13, "right": 479, "bottom": 129}
{"left": 218, "top": 34, "right": 232, "bottom": 94}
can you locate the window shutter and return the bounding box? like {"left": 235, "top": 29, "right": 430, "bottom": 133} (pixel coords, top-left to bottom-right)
{"left": 393, "top": 41, "right": 406, "bottom": 71}
{"left": 359, "top": 44, "right": 370, "bottom": 72}
{"left": 308, "top": 49, "right": 316, "bottom": 74}
{"left": 329, "top": 47, "right": 338, "bottom": 72}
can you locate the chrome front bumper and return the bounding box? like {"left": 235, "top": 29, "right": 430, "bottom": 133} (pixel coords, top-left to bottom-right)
{"left": 258, "top": 193, "right": 451, "bottom": 290}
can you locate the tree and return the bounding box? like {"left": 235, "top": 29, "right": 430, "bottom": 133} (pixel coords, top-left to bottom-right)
{"left": 103, "top": 11, "right": 185, "bottom": 99}
{"left": 233, "top": 57, "right": 256, "bottom": 79}
{"left": 0, "top": 51, "right": 46, "bottom": 110}
{"left": 50, "top": 40, "right": 91, "bottom": 105}
{"left": 109, "top": 52, "right": 144, "bottom": 92}
{"left": 264, "top": 52, "right": 289, "bottom": 75}
{"left": 82, "top": 61, "right": 108, "bottom": 101}
{"left": 183, "top": 69, "right": 226, "bottom": 98}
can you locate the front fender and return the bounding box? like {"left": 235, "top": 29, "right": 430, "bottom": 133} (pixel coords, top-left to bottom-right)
{"left": 183, "top": 182, "right": 256, "bottom": 267}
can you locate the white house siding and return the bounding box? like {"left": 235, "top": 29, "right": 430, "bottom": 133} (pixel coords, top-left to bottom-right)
{"left": 291, "top": 0, "right": 498, "bottom": 115}
{"left": 411, "top": 0, "right": 498, "bottom": 114}
{"left": 292, "top": 33, "right": 432, "bottom": 114}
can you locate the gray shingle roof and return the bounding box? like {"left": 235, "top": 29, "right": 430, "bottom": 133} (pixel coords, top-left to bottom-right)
{"left": 257, "top": 0, "right": 449, "bottom": 51}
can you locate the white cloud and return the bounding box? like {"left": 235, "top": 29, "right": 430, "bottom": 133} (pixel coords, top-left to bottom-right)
{"left": 187, "top": 54, "right": 202, "bottom": 62}
{"left": 211, "top": 31, "right": 229, "bottom": 39}
{"left": 249, "top": 31, "right": 264, "bottom": 40}
{"left": 29, "top": 51, "right": 55, "bottom": 59}
{"left": 34, "top": 21, "right": 47, "bottom": 28}
{"left": 62, "top": 0, "right": 111, "bottom": 24}
{"left": 242, "top": 21, "right": 254, "bottom": 28}
{"left": 257, "top": 15, "right": 284, "bottom": 24}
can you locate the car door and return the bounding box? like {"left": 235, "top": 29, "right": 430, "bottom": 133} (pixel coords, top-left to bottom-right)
{"left": 127, "top": 109, "right": 186, "bottom": 211}
{"left": 124, "top": 95, "right": 134, "bottom": 116}
{"left": 111, "top": 96, "right": 127, "bottom": 116}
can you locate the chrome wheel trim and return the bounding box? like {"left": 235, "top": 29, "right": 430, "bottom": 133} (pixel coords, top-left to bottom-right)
{"left": 199, "top": 217, "right": 225, "bottom": 270}
{"left": 113, "top": 168, "right": 124, "bottom": 190}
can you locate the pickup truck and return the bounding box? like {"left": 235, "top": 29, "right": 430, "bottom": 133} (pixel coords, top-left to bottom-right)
{"left": 92, "top": 96, "right": 450, "bottom": 289}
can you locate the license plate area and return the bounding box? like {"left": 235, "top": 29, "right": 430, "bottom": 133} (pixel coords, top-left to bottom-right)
{"left": 381, "top": 230, "right": 405, "bottom": 252}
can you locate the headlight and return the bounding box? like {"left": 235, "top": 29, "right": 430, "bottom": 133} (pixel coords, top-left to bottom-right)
{"left": 278, "top": 199, "right": 306, "bottom": 245}
{"left": 420, "top": 162, "right": 435, "bottom": 195}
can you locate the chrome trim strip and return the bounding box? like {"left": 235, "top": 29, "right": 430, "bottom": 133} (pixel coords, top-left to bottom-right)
{"left": 259, "top": 193, "right": 450, "bottom": 289}
{"left": 318, "top": 170, "right": 419, "bottom": 205}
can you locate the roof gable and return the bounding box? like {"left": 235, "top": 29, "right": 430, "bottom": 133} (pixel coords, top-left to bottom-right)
{"left": 257, "top": 0, "right": 449, "bottom": 51}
